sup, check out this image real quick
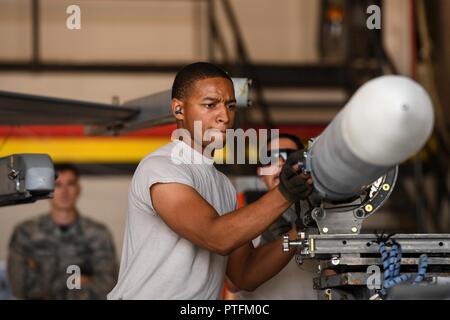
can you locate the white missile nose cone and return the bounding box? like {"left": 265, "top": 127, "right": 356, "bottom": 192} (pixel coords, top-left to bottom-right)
{"left": 342, "top": 75, "right": 435, "bottom": 166}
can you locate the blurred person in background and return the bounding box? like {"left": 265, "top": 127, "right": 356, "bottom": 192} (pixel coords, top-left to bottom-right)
{"left": 7, "top": 164, "right": 118, "bottom": 299}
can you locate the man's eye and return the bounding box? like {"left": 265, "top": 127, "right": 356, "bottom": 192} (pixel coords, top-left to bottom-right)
{"left": 205, "top": 103, "right": 215, "bottom": 108}
{"left": 228, "top": 104, "right": 236, "bottom": 110}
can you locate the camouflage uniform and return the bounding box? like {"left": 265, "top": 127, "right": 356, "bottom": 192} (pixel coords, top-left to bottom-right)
{"left": 7, "top": 213, "right": 118, "bottom": 300}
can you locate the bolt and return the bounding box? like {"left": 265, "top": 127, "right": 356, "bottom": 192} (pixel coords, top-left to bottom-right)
{"left": 295, "top": 255, "right": 304, "bottom": 266}
{"left": 355, "top": 209, "right": 365, "bottom": 218}
{"left": 8, "top": 169, "right": 19, "bottom": 180}
{"left": 322, "top": 227, "right": 329, "bottom": 234}
{"left": 365, "top": 204, "right": 374, "bottom": 212}
{"left": 382, "top": 184, "right": 390, "bottom": 191}
{"left": 312, "top": 208, "right": 319, "bottom": 217}
{"left": 351, "top": 227, "right": 358, "bottom": 233}
{"left": 282, "top": 235, "right": 290, "bottom": 252}
{"left": 331, "top": 256, "right": 340, "bottom": 266}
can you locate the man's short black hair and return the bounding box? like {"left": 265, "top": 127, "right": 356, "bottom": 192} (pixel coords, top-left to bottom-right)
{"left": 171, "top": 62, "right": 233, "bottom": 100}
{"left": 54, "top": 163, "right": 80, "bottom": 179}
{"left": 267, "top": 133, "right": 305, "bottom": 150}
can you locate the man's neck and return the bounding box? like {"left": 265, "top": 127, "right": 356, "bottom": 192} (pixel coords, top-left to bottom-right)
{"left": 174, "top": 124, "right": 216, "bottom": 159}
{"left": 51, "top": 208, "right": 78, "bottom": 226}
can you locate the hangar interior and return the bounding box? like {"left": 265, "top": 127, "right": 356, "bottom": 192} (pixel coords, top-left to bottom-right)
{"left": 0, "top": 0, "right": 449, "bottom": 300}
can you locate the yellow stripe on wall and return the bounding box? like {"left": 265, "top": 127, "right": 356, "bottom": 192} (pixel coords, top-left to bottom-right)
{"left": 0, "top": 137, "right": 262, "bottom": 164}
{"left": 0, "top": 137, "right": 170, "bottom": 163}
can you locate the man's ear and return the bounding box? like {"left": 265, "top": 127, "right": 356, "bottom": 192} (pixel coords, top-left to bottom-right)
{"left": 171, "top": 98, "right": 184, "bottom": 121}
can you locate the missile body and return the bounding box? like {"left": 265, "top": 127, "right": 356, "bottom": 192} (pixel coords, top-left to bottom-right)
{"left": 307, "top": 76, "right": 434, "bottom": 201}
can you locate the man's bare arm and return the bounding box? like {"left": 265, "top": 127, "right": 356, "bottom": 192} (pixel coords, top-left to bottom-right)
{"left": 226, "top": 227, "right": 297, "bottom": 291}
{"left": 151, "top": 182, "right": 291, "bottom": 256}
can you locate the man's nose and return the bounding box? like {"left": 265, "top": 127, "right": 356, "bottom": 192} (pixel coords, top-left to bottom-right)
{"left": 216, "top": 103, "right": 230, "bottom": 124}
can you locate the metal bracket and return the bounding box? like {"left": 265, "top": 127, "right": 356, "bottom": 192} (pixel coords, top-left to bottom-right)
{"left": 310, "top": 166, "right": 398, "bottom": 234}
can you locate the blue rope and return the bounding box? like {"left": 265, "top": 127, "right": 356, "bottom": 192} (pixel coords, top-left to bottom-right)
{"left": 394, "top": 243, "right": 402, "bottom": 277}
{"left": 414, "top": 254, "right": 428, "bottom": 284}
{"left": 376, "top": 239, "right": 428, "bottom": 298}
{"left": 379, "top": 242, "right": 390, "bottom": 282}
{"left": 387, "top": 243, "right": 398, "bottom": 278}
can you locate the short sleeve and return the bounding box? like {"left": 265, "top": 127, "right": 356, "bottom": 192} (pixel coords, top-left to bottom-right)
{"left": 134, "top": 156, "right": 195, "bottom": 212}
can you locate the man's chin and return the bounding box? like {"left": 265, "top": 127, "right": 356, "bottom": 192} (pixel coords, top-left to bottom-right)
{"left": 203, "top": 134, "right": 226, "bottom": 149}
{"left": 52, "top": 204, "right": 75, "bottom": 211}
{"left": 210, "top": 142, "right": 226, "bottom": 150}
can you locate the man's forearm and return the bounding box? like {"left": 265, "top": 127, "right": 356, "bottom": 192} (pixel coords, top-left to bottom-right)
{"left": 209, "top": 187, "right": 292, "bottom": 255}
{"left": 237, "top": 228, "right": 297, "bottom": 291}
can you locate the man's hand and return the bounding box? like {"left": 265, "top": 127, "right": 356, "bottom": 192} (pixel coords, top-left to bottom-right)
{"left": 278, "top": 150, "right": 313, "bottom": 202}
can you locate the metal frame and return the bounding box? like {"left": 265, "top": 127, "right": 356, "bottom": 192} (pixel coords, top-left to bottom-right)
{"left": 292, "top": 233, "right": 450, "bottom": 257}
{"left": 285, "top": 232, "right": 450, "bottom": 298}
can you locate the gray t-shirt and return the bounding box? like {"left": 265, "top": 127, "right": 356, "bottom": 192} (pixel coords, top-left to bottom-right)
{"left": 108, "top": 140, "right": 237, "bottom": 299}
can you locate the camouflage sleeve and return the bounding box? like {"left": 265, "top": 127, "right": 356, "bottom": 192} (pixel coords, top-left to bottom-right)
{"left": 7, "top": 225, "right": 31, "bottom": 299}
{"left": 67, "top": 227, "right": 118, "bottom": 300}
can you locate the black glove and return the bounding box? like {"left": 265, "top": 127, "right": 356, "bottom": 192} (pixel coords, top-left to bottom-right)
{"left": 278, "top": 150, "right": 312, "bottom": 202}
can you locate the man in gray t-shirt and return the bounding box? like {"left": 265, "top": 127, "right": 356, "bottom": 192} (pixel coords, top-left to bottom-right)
{"left": 108, "top": 62, "right": 313, "bottom": 299}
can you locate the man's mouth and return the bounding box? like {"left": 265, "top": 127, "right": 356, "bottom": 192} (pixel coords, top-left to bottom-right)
{"left": 209, "top": 128, "right": 226, "bottom": 133}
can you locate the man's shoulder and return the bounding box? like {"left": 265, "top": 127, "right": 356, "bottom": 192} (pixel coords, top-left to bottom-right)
{"left": 136, "top": 142, "right": 197, "bottom": 180}
{"left": 13, "top": 214, "right": 50, "bottom": 233}
{"left": 143, "top": 140, "right": 178, "bottom": 159}
{"left": 78, "top": 215, "right": 110, "bottom": 234}
{"left": 9, "top": 214, "right": 51, "bottom": 245}
{"left": 215, "top": 169, "right": 236, "bottom": 191}
{"left": 138, "top": 141, "right": 184, "bottom": 169}
{"left": 78, "top": 216, "right": 115, "bottom": 247}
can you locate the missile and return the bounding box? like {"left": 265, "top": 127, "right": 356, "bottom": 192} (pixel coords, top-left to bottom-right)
{"left": 306, "top": 75, "right": 434, "bottom": 201}
{"left": 0, "top": 154, "right": 55, "bottom": 207}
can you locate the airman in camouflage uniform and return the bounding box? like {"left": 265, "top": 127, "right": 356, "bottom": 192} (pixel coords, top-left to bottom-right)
{"left": 8, "top": 213, "right": 118, "bottom": 300}
{"left": 7, "top": 164, "right": 118, "bottom": 300}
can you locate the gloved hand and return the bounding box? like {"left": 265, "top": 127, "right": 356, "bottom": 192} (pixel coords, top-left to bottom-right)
{"left": 278, "top": 150, "right": 313, "bottom": 202}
